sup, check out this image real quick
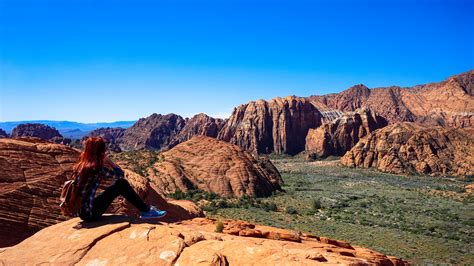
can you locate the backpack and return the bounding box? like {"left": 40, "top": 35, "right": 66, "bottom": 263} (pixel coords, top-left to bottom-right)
{"left": 59, "top": 177, "right": 82, "bottom": 217}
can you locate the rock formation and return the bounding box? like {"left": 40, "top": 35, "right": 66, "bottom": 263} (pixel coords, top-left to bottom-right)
{"left": 0, "top": 216, "right": 408, "bottom": 265}
{"left": 0, "top": 128, "right": 8, "bottom": 138}
{"left": 341, "top": 122, "right": 474, "bottom": 176}
{"left": 87, "top": 127, "right": 126, "bottom": 152}
{"left": 116, "top": 136, "right": 283, "bottom": 198}
{"left": 168, "top": 113, "right": 225, "bottom": 148}
{"left": 309, "top": 70, "right": 474, "bottom": 128}
{"left": 305, "top": 108, "right": 388, "bottom": 158}
{"left": 0, "top": 138, "right": 202, "bottom": 248}
{"left": 120, "top": 113, "right": 186, "bottom": 151}
{"left": 11, "top": 123, "right": 63, "bottom": 140}
{"left": 218, "top": 96, "right": 322, "bottom": 155}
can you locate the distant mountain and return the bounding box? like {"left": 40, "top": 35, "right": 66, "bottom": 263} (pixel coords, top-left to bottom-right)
{"left": 0, "top": 120, "right": 136, "bottom": 139}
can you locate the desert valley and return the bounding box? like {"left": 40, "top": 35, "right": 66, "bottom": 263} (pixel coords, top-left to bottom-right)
{"left": 0, "top": 70, "right": 473, "bottom": 264}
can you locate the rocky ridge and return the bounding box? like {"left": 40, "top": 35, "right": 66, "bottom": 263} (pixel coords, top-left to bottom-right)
{"left": 218, "top": 96, "right": 322, "bottom": 155}
{"left": 168, "top": 113, "right": 225, "bottom": 148}
{"left": 120, "top": 113, "right": 186, "bottom": 151}
{"left": 305, "top": 108, "right": 388, "bottom": 158}
{"left": 0, "top": 216, "right": 408, "bottom": 265}
{"left": 341, "top": 122, "right": 474, "bottom": 176}
{"left": 117, "top": 136, "right": 283, "bottom": 198}
{"left": 309, "top": 70, "right": 474, "bottom": 128}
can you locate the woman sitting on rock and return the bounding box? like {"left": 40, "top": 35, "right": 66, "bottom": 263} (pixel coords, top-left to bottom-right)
{"left": 74, "top": 137, "right": 166, "bottom": 221}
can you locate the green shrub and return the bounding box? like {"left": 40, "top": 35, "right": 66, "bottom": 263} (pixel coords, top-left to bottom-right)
{"left": 215, "top": 221, "right": 224, "bottom": 233}
{"left": 286, "top": 206, "right": 298, "bottom": 215}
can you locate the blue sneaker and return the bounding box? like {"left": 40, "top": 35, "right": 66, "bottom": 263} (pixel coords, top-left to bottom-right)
{"left": 140, "top": 206, "right": 167, "bottom": 219}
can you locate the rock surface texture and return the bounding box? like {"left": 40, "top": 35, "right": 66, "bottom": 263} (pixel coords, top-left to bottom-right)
{"left": 0, "top": 216, "right": 408, "bottom": 265}
{"left": 121, "top": 113, "right": 186, "bottom": 151}
{"left": 0, "top": 138, "right": 202, "bottom": 248}
{"left": 305, "top": 108, "right": 388, "bottom": 157}
{"left": 87, "top": 127, "right": 126, "bottom": 152}
{"left": 168, "top": 113, "right": 225, "bottom": 148}
{"left": 218, "top": 96, "right": 322, "bottom": 155}
{"left": 118, "top": 136, "right": 283, "bottom": 197}
{"left": 11, "top": 123, "right": 63, "bottom": 140}
{"left": 341, "top": 123, "right": 474, "bottom": 176}
{"left": 309, "top": 70, "right": 474, "bottom": 128}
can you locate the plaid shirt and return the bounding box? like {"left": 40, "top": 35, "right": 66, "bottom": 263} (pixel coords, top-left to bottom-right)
{"left": 77, "top": 166, "right": 124, "bottom": 218}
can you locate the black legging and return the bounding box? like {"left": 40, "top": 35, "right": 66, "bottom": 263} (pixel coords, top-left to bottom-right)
{"left": 81, "top": 178, "right": 150, "bottom": 221}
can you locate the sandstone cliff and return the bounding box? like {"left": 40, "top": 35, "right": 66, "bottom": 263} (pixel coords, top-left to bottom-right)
{"left": 0, "top": 138, "right": 202, "bottom": 248}
{"left": 218, "top": 96, "right": 322, "bottom": 155}
{"left": 117, "top": 136, "right": 283, "bottom": 198}
{"left": 168, "top": 113, "right": 225, "bottom": 148}
{"left": 0, "top": 216, "right": 408, "bottom": 265}
{"left": 305, "top": 108, "right": 388, "bottom": 158}
{"left": 341, "top": 122, "right": 474, "bottom": 176}
{"left": 121, "top": 113, "right": 186, "bottom": 151}
{"left": 309, "top": 70, "right": 474, "bottom": 128}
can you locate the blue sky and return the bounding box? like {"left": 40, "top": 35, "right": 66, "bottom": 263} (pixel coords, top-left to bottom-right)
{"left": 0, "top": 0, "right": 473, "bottom": 122}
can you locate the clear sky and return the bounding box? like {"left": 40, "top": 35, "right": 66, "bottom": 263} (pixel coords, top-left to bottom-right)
{"left": 0, "top": 0, "right": 473, "bottom": 122}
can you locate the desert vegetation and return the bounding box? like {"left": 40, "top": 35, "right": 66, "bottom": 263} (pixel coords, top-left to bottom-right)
{"left": 112, "top": 150, "right": 473, "bottom": 264}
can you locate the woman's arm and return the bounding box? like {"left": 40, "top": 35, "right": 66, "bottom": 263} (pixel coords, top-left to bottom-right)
{"left": 102, "top": 156, "right": 124, "bottom": 180}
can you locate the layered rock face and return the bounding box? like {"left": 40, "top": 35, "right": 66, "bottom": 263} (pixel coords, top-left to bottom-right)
{"left": 119, "top": 136, "right": 283, "bottom": 197}
{"left": 0, "top": 216, "right": 408, "bottom": 265}
{"left": 120, "top": 113, "right": 186, "bottom": 151}
{"left": 0, "top": 138, "right": 202, "bottom": 248}
{"left": 309, "top": 70, "right": 474, "bottom": 128}
{"left": 305, "top": 108, "right": 388, "bottom": 157}
{"left": 0, "top": 138, "right": 79, "bottom": 247}
{"left": 0, "top": 128, "right": 8, "bottom": 138}
{"left": 341, "top": 123, "right": 474, "bottom": 176}
{"left": 87, "top": 127, "right": 126, "bottom": 152}
{"left": 11, "top": 123, "right": 62, "bottom": 140}
{"left": 218, "top": 96, "right": 322, "bottom": 155}
{"left": 168, "top": 113, "right": 225, "bottom": 148}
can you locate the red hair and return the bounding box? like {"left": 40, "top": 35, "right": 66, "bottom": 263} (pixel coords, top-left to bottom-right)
{"left": 74, "top": 137, "right": 106, "bottom": 186}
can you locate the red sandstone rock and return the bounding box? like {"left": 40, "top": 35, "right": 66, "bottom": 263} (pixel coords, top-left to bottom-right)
{"left": 218, "top": 96, "right": 322, "bottom": 155}
{"left": 0, "top": 217, "right": 408, "bottom": 265}
{"left": 0, "top": 138, "right": 203, "bottom": 248}
{"left": 305, "top": 108, "right": 388, "bottom": 157}
{"left": 11, "top": 123, "right": 63, "bottom": 140}
{"left": 309, "top": 70, "right": 474, "bottom": 128}
{"left": 341, "top": 122, "right": 474, "bottom": 176}
{"left": 136, "top": 136, "right": 283, "bottom": 197}
{"left": 86, "top": 127, "right": 126, "bottom": 152}
{"left": 120, "top": 113, "right": 186, "bottom": 151}
{"left": 168, "top": 113, "right": 225, "bottom": 148}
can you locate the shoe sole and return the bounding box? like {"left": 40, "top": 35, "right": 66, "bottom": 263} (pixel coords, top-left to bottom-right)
{"left": 140, "top": 213, "right": 167, "bottom": 219}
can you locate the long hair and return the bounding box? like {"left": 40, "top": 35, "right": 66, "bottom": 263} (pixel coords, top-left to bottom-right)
{"left": 73, "top": 137, "right": 106, "bottom": 186}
